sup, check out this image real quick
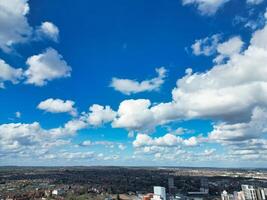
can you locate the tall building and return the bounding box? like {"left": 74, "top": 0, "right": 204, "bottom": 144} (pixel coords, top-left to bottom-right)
{"left": 241, "top": 185, "right": 257, "bottom": 200}
{"left": 233, "top": 191, "right": 245, "bottom": 200}
{"left": 153, "top": 186, "right": 166, "bottom": 200}
{"left": 256, "top": 188, "right": 266, "bottom": 200}
{"left": 200, "top": 178, "right": 209, "bottom": 194}
{"left": 221, "top": 190, "right": 234, "bottom": 200}
{"left": 168, "top": 177, "right": 176, "bottom": 195}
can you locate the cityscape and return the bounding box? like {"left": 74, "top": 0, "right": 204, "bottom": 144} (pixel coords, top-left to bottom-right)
{"left": 1, "top": 167, "right": 267, "bottom": 200}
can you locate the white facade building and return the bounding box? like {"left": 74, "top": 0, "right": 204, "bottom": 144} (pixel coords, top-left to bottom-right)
{"left": 241, "top": 185, "right": 257, "bottom": 200}
{"left": 153, "top": 186, "right": 166, "bottom": 200}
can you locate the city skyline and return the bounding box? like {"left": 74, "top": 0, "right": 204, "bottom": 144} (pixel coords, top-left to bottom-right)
{"left": 1, "top": 0, "right": 267, "bottom": 167}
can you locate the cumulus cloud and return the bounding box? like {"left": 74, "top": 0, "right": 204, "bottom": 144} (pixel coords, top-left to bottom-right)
{"left": 132, "top": 133, "right": 205, "bottom": 162}
{"left": 182, "top": 0, "right": 230, "bottom": 15}
{"left": 191, "top": 35, "right": 243, "bottom": 63}
{"left": 110, "top": 67, "right": 167, "bottom": 95}
{"left": 209, "top": 107, "right": 267, "bottom": 142}
{"left": 191, "top": 34, "right": 220, "bottom": 56}
{"left": 0, "top": 1, "right": 61, "bottom": 52}
{"left": 133, "top": 133, "right": 201, "bottom": 148}
{"left": 133, "top": 133, "right": 182, "bottom": 148}
{"left": 0, "top": 59, "right": 23, "bottom": 88}
{"left": 172, "top": 25, "right": 267, "bottom": 123}
{"left": 50, "top": 118, "right": 87, "bottom": 138}
{"left": 25, "top": 48, "right": 71, "bottom": 86}
{"left": 36, "top": 21, "right": 59, "bottom": 42}
{"left": 112, "top": 99, "right": 156, "bottom": 131}
{"left": 113, "top": 23, "right": 267, "bottom": 139}
{"left": 0, "top": 0, "right": 32, "bottom": 52}
{"left": 214, "top": 36, "right": 244, "bottom": 63}
{"left": 37, "top": 98, "right": 77, "bottom": 116}
{"left": 0, "top": 122, "right": 43, "bottom": 152}
{"left": 87, "top": 104, "right": 116, "bottom": 126}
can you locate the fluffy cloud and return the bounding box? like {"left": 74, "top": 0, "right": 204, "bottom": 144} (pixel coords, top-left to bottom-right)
{"left": 0, "top": 1, "right": 60, "bottom": 52}
{"left": 132, "top": 133, "right": 205, "bottom": 162}
{"left": 36, "top": 21, "right": 59, "bottom": 42}
{"left": 214, "top": 36, "right": 244, "bottom": 63}
{"left": 172, "top": 26, "right": 267, "bottom": 123}
{"left": 0, "top": 118, "right": 90, "bottom": 159}
{"left": 209, "top": 107, "right": 267, "bottom": 142}
{"left": 133, "top": 133, "right": 201, "bottom": 148}
{"left": 182, "top": 0, "right": 230, "bottom": 15}
{"left": 0, "top": 122, "right": 44, "bottom": 152}
{"left": 0, "top": 0, "right": 32, "bottom": 52}
{"left": 251, "top": 25, "right": 267, "bottom": 50}
{"left": 25, "top": 48, "right": 71, "bottom": 86}
{"left": 37, "top": 98, "right": 77, "bottom": 116}
{"left": 50, "top": 119, "right": 87, "bottom": 138}
{"left": 110, "top": 67, "right": 167, "bottom": 95}
{"left": 0, "top": 59, "right": 23, "bottom": 88}
{"left": 191, "top": 34, "right": 220, "bottom": 56}
{"left": 133, "top": 133, "right": 181, "bottom": 148}
{"left": 183, "top": 136, "right": 199, "bottom": 146}
{"left": 87, "top": 104, "right": 116, "bottom": 126}
{"left": 191, "top": 35, "right": 244, "bottom": 63}
{"left": 113, "top": 23, "right": 267, "bottom": 138}
{"left": 112, "top": 99, "right": 156, "bottom": 131}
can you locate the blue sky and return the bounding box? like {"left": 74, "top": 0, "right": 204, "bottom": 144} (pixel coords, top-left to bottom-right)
{"left": 1, "top": 0, "right": 267, "bottom": 167}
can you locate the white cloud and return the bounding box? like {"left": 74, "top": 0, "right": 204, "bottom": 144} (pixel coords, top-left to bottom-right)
{"left": 112, "top": 99, "right": 156, "bottom": 131}
{"left": 80, "top": 140, "right": 92, "bottom": 146}
{"left": 36, "top": 21, "right": 59, "bottom": 42}
{"left": 15, "top": 111, "right": 21, "bottom": 118}
{"left": 246, "top": 0, "right": 264, "bottom": 5}
{"left": 209, "top": 107, "right": 267, "bottom": 142}
{"left": 87, "top": 104, "right": 116, "bottom": 126}
{"left": 37, "top": 98, "right": 77, "bottom": 116}
{"left": 182, "top": 0, "right": 230, "bottom": 15}
{"left": 172, "top": 26, "right": 267, "bottom": 123}
{"left": 199, "top": 148, "right": 216, "bottom": 156}
{"left": 0, "top": 59, "right": 23, "bottom": 88}
{"left": 61, "top": 151, "right": 94, "bottom": 160}
{"left": 214, "top": 36, "right": 244, "bottom": 63}
{"left": 112, "top": 23, "right": 267, "bottom": 137}
{"left": 50, "top": 118, "right": 87, "bottom": 137}
{"left": 184, "top": 136, "right": 199, "bottom": 146}
{"left": 110, "top": 67, "right": 167, "bottom": 95}
{"left": 251, "top": 25, "right": 267, "bottom": 50}
{"left": 0, "top": 0, "right": 32, "bottom": 52}
{"left": 25, "top": 48, "right": 71, "bottom": 86}
{"left": 133, "top": 133, "right": 200, "bottom": 148}
{"left": 118, "top": 144, "right": 126, "bottom": 150}
{"left": 191, "top": 34, "right": 220, "bottom": 56}
{"left": 191, "top": 35, "right": 243, "bottom": 63}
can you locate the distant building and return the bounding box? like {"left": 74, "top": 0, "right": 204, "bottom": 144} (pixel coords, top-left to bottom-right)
{"left": 221, "top": 190, "right": 234, "bottom": 200}
{"left": 241, "top": 185, "right": 257, "bottom": 200}
{"left": 233, "top": 191, "right": 245, "bottom": 200}
{"left": 256, "top": 188, "right": 266, "bottom": 200}
{"left": 168, "top": 177, "right": 177, "bottom": 195}
{"left": 52, "top": 188, "right": 64, "bottom": 196}
{"left": 151, "top": 194, "right": 163, "bottom": 200}
{"left": 200, "top": 178, "right": 209, "bottom": 194}
{"left": 153, "top": 186, "right": 166, "bottom": 200}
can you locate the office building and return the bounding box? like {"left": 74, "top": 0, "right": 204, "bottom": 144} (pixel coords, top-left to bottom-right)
{"left": 154, "top": 186, "right": 166, "bottom": 200}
